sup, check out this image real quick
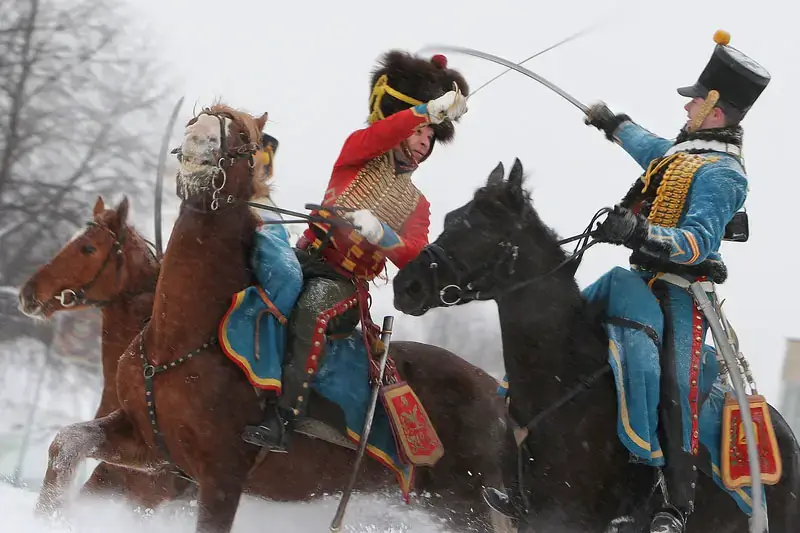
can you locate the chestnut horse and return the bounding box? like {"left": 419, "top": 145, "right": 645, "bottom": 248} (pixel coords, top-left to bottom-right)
{"left": 31, "top": 104, "right": 512, "bottom": 533}
{"left": 18, "top": 196, "right": 191, "bottom": 508}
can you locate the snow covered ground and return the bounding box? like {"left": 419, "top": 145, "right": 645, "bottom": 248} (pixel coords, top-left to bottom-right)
{"left": 0, "top": 482, "right": 453, "bottom": 532}
{"left": 0, "top": 335, "right": 462, "bottom": 532}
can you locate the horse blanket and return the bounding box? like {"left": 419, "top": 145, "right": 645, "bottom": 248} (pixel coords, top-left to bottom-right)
{"left": 498, "top": 266, "right": 765, "bottom": 516}
{"left": 218, "top": 221, "right": 415, "bottom": 499}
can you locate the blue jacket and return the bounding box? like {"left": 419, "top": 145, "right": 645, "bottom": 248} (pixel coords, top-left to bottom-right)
{"left": 613, "top": 121, "right": 748, "bottom": 283}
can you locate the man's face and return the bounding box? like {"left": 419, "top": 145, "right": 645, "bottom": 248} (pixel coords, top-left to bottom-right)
{"left": 395, "top": 124, "right": 434, "bottom": 165}
{"left": 684, "top": 96, "right": 724, "bottom": 129}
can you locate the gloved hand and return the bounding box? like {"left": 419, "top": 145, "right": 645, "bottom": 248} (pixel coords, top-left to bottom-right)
{"left": 342, "top": 209, "right": 384, "bottom": 245}
{"left": 584, "top": 101, "right": 630, "bottom": 141}
{"left": 427, "top": 83, "right": 468, "bottom": 125}
{"left": 593, "top": 205, "right": 648, "bottom": 248}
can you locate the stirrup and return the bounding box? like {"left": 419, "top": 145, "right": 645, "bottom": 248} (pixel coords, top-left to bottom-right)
{"left": 649, "top": 508, "right": 686, "bottom": 533}
{"left": 481, "top": 487, "right": 525, "bottom": 521}
{"left": 242, "top": 408, "right": 291, "bottom": 453}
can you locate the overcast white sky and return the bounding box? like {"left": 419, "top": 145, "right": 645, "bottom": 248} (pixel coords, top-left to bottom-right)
{"left": 127, "top": 0, "right": 799, "bottom": 402}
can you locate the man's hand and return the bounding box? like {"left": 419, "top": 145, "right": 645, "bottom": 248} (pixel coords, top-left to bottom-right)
{"left": 342, "top": 209, "right": 384, "bottom": 245}
{"left": 593, "top": 205, "right": 648, "bottom": 248}
{"left": 584, "top": 101, "right": 630, "bottom": 141}
{"left": 427, "top": 83, "right": 468, "bottom": 125}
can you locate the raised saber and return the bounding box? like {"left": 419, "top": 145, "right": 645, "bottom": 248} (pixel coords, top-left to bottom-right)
{"left": 465, "top": 24, "right": 600, "bottom": 99}
{"left": 329, "top": 315, "right": 395, "bottom": 532}
{"left": 418, "top": 44, "right": 589, "bottom": 114}
{"left": 154, "top": 96, "right": 185, "bottom": 259}
{"left": 688, "top": 282, "right": 766, "bottom": 533}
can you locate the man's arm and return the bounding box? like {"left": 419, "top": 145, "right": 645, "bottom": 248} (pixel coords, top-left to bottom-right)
{"left": 612, "top": 121, "right": 674, "bottom": 171}
{"left": 334, "top": 106, "right": 430, "bottom": 169}
{"left": 585, "top": 103, "right": 673, "bottom": 170}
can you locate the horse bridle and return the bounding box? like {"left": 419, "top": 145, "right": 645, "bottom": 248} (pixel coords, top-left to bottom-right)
{"left": 54, "top": 221, "right": 127, "bottom": 308}
{"left": 172, "top": 110, "right": 261, "bottom": 211}
{"left": 422, "top": 207, "right": 611, "bottom": 305}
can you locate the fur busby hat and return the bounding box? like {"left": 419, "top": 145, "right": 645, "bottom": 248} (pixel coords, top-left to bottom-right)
{"left": 368, "top": 50, "right": 469, "bottom": 144}
{"left": 677, "top": 30, "right": 770, "bottom": 122}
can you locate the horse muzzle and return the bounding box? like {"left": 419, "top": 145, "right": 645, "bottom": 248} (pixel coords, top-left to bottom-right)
{"left": 17, "top": 281, "right": 46, "bottom": 319}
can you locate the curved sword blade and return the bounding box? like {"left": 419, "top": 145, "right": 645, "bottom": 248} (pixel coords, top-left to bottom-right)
{"left": 154, "top": 96, "right": 184, "bottom": 259}
{"left": 418, "top": 44, "right": 588, "bottom": 114}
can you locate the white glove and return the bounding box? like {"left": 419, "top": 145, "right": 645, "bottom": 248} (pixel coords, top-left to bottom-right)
{"left": 426, "top": 83, "right": 468, "bottom": 125}
{"left": 343, "top": 209, "right": 384, "bottom": 245}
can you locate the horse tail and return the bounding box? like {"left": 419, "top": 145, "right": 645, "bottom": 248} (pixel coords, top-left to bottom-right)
{"left": 767, "top": 404, "right": 800, "bottom": 530}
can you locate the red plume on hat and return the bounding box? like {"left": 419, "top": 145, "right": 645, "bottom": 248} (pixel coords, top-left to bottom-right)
{"left": 368, "top": 50, "right": 469, "bottom": 143}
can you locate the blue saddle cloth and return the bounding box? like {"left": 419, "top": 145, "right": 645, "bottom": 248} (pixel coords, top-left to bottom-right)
{"left": 498, "top": 266, "right": 765, "bottom": 516}
{"left": 219, "top": 222, "right": 414, "bottom": 498}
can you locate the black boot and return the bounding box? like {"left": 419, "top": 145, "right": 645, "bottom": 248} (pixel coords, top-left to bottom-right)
{"left": 242, "top": 402, "right": 292, "bottom": 452}
{"left": 481, "top": 486, "right": 526, "bottom": 521}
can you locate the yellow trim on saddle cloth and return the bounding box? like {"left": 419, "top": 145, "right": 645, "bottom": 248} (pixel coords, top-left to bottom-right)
{"left": 345, "top": 427, "right": 415, "bottom": 500}
{"left": 218, "top": 291, "right": 283, "bottom": 391}
{"left": 369, "top": 74, "right": 425, "bottom": 124}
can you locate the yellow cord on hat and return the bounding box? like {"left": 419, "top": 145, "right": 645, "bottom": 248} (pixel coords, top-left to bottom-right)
{"left": 368, "top": 74, "right": 424, "bottom": 124}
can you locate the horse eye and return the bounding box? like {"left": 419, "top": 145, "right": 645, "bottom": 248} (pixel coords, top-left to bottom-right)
{"left": 81, "top": 244, "right": 96, "bottom": 254}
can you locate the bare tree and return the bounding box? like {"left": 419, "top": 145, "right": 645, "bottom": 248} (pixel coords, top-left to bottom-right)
{"left": 0, "top": 0, "right": 176, "bottom": 289}
{"left": 421, "top": 304, "right": 505, "bottom": 375}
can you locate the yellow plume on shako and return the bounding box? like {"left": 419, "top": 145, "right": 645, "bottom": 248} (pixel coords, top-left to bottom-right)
{"left": 713, "top": 29, "right": 731, "bottom": 46}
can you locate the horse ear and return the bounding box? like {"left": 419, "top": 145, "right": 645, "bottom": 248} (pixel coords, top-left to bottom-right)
{"left": 509, "top": 158, "right": 524, "bottom": 188}
{"left": 93, "top": 196, "right": 105, "bottom": 217}
{"left": 487, "top": 161, "right": 505, "bottom": 187}
{"left": 115, "top": 196, "right": 129, "bottom": 227}
{"left": 255, "top": 112, "right": 268, "bottom": 133}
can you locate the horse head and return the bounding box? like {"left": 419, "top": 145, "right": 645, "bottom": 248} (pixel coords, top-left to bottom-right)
{"left": 18, "top": 196, "right": 157, "bottom": 319}
{"left": 174, "top": 103, "right": 271, "bottom": 211}
{"left": 394, "top": 158, "right": 569, "bottom": 316}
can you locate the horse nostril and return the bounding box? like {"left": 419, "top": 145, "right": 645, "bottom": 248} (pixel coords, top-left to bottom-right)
{"left": 406, "top": 280, "right": 422, "bottom": 296}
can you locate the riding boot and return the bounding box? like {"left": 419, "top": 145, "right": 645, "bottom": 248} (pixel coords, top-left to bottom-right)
{"left": 649, "top": 281, "right": 700, "bottom": 533}
{"left": 242, "top": 399, "right": 292, "bottom": 452}
{"left": 277, "top": 276, "right": 359, "bottom": 427}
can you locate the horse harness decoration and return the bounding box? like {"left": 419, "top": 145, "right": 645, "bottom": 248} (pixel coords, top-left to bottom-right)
{"left": 54, "top": 221, "right": 157, "bottom": 309}
{"left": 172, "top": 110, "right": 261, "bottom": 211}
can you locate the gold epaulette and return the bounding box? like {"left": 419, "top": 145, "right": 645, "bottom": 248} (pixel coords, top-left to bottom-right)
{"left": 648, "top": 153, "right": 720, "bottom": 228}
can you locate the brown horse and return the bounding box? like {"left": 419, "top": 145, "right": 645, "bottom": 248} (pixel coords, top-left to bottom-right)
{"left": 18, "top": 196, "right": 191, "bottom": 508}
{"left": 32, "top": 103, "right": 512, "bottom": 533}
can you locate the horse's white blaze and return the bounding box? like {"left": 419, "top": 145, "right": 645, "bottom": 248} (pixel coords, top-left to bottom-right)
{"left": 181, "top": 114, "right": 232, "bottom": 163}
{"left": 177, "top": 113, "right": 233, "bottom": 195}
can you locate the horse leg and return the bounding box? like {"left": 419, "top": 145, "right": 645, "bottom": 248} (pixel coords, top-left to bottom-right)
{"left": 36, "top": 408, "right": 161, "bottom": 516}
{"left": 80, "top": 462, "right": 188, "bottom": 510}
{"left": 194, "top": 460, "right": 252, "bottom": 533}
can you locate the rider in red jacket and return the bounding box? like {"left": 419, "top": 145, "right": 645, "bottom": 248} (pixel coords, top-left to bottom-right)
{"left": 244, "top": 50, "right": 469, "bottom": 452}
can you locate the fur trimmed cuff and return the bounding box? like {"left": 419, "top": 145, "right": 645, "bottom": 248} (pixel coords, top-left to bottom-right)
{"left": 605, "top": 113, "right": 632, "bottom": 141}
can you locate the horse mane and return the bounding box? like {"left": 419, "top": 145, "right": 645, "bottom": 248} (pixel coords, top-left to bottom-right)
{"left": 204, "top": 101, "right": 273, "bottom": 201}
{"left": 475, "top": 167, "right": 568, "bottom": 264}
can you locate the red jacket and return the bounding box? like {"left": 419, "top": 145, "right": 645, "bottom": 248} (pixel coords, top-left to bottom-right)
{"left": 301, "top": 108, "right": 431, "bottom": 280}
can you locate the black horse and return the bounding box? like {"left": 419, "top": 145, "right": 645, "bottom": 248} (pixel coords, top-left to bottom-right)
{"left": 392, "top": 158, "right": 800, "bottom": 532}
